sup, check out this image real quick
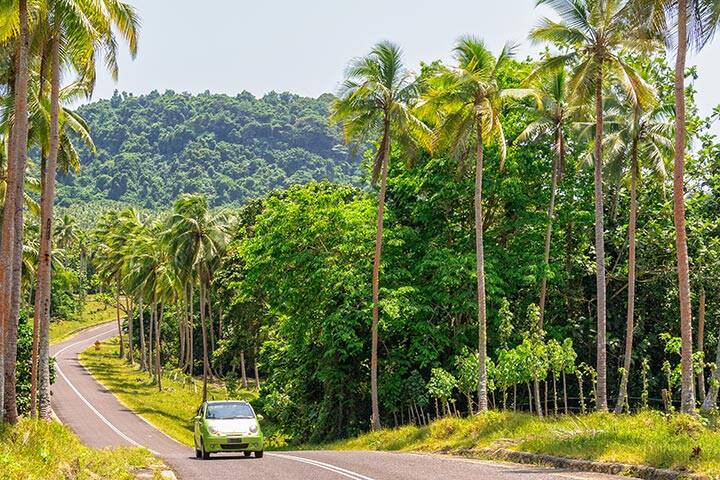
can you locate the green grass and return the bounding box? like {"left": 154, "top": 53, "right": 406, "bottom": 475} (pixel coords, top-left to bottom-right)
{"left": 79, "top": 337, "right": 257, "bottom": 447}
{"left": 0, "top": 417, "right": 165, "bottom": 480}
{"left": 329, "top": 410, "right": 720, "bottom": 476}
{"left": 50, "top": 296, "right": 118, "bottom": 345}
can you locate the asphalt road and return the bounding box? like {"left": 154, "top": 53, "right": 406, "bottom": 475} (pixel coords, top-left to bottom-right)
{"left": 51, "top": 323, "right": 636, "bottom": 480}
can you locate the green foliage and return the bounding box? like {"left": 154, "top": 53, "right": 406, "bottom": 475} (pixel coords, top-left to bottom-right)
{"left": 59, "top": 90, "right": 362, "bottom": 208}
{"left": 427, "top": 368, "right": 457, "bottom": 404}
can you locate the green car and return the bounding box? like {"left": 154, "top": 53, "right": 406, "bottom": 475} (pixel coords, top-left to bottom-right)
{"left": 193, "top": 400, "right": 265, "bottom": 459}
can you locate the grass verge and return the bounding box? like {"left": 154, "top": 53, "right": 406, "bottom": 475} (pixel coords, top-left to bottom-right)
{"left": 79, "top": 336, "right": 257, "bottom": 447}
{"left": 329, "top": 410, "right": 720, "bottom": 477}
{"left": 0, "top": 417, "right": 165, "bottom": 480}
{"left": 50, "top": 296, "right": 118, "bottom": 345}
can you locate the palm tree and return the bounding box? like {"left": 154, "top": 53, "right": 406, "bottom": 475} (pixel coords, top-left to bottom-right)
{"left": 0, "top": 0, "right": 30, "bottom": 425}
{"left": 602, "top": 93, "right": 672, "bottom": 413}
{"left": 423, "top": 36, "right": 535, "bottom": 412}
{"left": 517, "top": 67, "right": 575, "bottom": 327}
{"left": 530, "top": 0, "right": 654, "bottom": 411}
{"left": 34, "top": 0, "right": 139, "bottom": 420}
{"left": 331, "top": 41, "right": 429, "bottom": 429}
{"left": 167, "top": 194, "right": 230, "bottom": 402}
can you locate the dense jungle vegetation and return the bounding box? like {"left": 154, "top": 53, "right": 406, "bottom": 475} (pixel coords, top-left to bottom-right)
{"left": 3, "top": 0, "right": 720, "bottom": 457}
{"left": 57, "top": 90, "right": 363, "bottom": 208}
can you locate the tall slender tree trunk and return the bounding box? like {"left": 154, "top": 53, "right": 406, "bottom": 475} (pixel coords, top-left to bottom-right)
{"left": 36, "top": 31, "right": 62, "bottom": 421}
{"left": 674, "top": 0, "right": 695, "bottom": 414}
{"left": 30, "top": 48, "right": 49, "bottom": 418}
{"left": 563, "top": 371, "right": 568, "bottom": 414}
{"left": 156, "top": 303, "right": 163, "bottom": 391}
{"left": 370, "top": 120, "right": 390, "bottom": 430}
{"left": 0, "top": 0, "right": 29, "bottom": 425}
{"left": 189, "top": 283, "right": 194, "bottom": 374}
{"left": 534, "top": 378, "right": 543, "bottom": 418}
{"left": 115, "top": 276, "right": 124, "bottom": 359}
{"left": 476, "top": 122, "right": 488, "bottom": 412}
{"left": 148, "top": 300, "right": 154, "bottom": 376}
{"left": 127, "top": 297, "right": 134, "bottom": 365}
{"left": 208, "top": 293, "right": 215, "bottom": 353}
{"left": 138, "top": 297, "right": 146, "bottom": 370}
{"left": 200, "top": 281, "right": 210, "bottom": 402}
{"left": 253, "top": 342, "right": 260, "bottom": 390}
{"left": 593, "top": 68, "right": 608, "bottom": 412}
{"left": 697, "top": 288, "right": 706, "bottom": 402}
{"left": 615, "top": 139, "right": 639, "bottom": 414}
{"left": 539, "top": 145, "right": 560, "bottom": 327}
{"left": 240, "top": 350, "right": 248, "bottom": 388}
{"left": 178, "top": 295, "right": 185, "bottom": 370}
{"left": 701, "top": 323, "right": 720, "bottom": 411}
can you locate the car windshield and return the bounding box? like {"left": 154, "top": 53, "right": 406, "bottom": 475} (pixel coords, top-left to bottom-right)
{"left": 205, "top": 402, "right": 254, "bottom": 420}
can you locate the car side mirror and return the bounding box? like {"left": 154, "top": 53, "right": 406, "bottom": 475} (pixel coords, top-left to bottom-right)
{"left": 256, "top": 414, "right": 264, "bottom": 421}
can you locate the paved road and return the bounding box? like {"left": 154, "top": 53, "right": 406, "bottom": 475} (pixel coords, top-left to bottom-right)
{"left": 52, "top": 323, "right": 635, "bottom": 480}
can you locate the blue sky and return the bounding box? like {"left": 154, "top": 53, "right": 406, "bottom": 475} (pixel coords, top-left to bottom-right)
{"left": 91, "top": 0, "right": 719, "bottom": 123}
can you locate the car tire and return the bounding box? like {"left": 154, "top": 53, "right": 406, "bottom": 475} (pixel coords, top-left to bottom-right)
{"left": 201, "top": 440, "right": 210, "bottom": 460}
{"left": 195, "top": 448, "right": 201, "bottom": 459}
{"left": 243, "top": 451, "right": 252, "bottom": 457}
{"left": 255, "top": 451, "right": 264, "bottom": 459}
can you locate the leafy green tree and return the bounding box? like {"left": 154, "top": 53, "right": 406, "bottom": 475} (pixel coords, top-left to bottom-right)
{"left": 427, "top": 367, "right": 457, "bottom": 416}
{"left": 331, "top": 41, "right": 429, "bottom": 430}
{"left": 454, "top": 346, "right": 480, "bottom": 414}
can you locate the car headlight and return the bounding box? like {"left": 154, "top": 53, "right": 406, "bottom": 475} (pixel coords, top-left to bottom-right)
{"left": 208, "top": 425, "right": 222, "bottom": 435}
{"left": 249, "top": 422, "right": 258, "bottom": 434}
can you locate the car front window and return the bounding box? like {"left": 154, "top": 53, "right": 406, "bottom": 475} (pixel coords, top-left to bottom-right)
{"left": 205, "top": 402, "right": 254, "bottom": 420}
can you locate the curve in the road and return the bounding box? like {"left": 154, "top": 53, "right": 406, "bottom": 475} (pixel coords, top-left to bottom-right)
{"left": 51, "top": 323, "right": 636, "bottom": 480}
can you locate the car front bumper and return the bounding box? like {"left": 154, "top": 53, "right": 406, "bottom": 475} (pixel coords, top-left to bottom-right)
{"left": 204, "top": 433, "right": 264, "bottom": 453}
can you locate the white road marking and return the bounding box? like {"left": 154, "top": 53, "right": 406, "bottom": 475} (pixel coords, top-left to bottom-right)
{"left": 270, "top": 453, "right": 377, "bottom": 480}
{"left": 54, "top": 326, "right": 162, "bottom": 455}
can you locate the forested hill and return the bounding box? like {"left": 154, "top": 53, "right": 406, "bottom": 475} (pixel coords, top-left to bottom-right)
{"left": 57, "top": 90, "right": 363, "bottom": 208}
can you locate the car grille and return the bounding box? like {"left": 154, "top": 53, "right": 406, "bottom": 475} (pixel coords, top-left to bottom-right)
{"left": 220, "top": 443, "right": 249, "bottom": 450}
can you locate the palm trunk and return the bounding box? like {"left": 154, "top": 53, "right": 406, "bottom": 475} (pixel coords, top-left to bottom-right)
{"left": 200, "top": 281, "right": 210, "bottom": 402}
{"left": 189, "top": 283, "right": 194, "bottom": 374}
{"left": 178, "top": 295, "right": 185, "bottom": 370}
{"left": 593, "top": 66, "right": 608, "bottom": 412}
{"left": 370, "top": 119, "right": 391, "bottom": 430}
{"left": 127, "top": 297, "right": 134, "bottom": 365}
{"left": 35, "top": 32, "right": 61, "bottom": 421}
{"left": 155, "top": 300, "right": 162, "bottom": 390}
{"left": 148, "top": 299, "right": 154, "bottom": 376}
{"left": 615, "top": 138, "right": 639, "bottom": 414}
{"left": 208, "top": 293, "right": 215, "bottom": 353}
{"left": 701, "top": 323, "right": 720, "bottom": 411}
{"left": 115, "top": 276, "right": 124, "bottom": 358}
{"left": 697, "top": 288, "right": 706, "bottom": 402}
{"left": 138, "top": 297, "right": 146, "bottom": 370}
{"left": 476, "top": 122, "right": 489, "bottom": 412}
{"left": 539, "top": 143, "right": 560, "bottom": 327}
{"left": 674, "top": 0, "right": 695, "bottom": 414}
{"left": 0, "top": 0, "right": 30, "bottom": 425}
{"left": 30, "top": 48, "right": 49, "bottom": 418}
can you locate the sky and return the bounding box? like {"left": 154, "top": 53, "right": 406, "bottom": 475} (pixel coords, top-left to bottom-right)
{"left": 89, "top": 0, "right": 719, "bottom": 123}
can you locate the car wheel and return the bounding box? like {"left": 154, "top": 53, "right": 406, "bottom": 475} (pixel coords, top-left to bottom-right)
{"left": 255, "top": 451, "right": 264, "bottom": 459}
{"left": 243, "top": 451, "right": 252, "bottom": 457}
{"left": 201, "top": 439, "right": 210, "bottom": 460}
{"left": 194, "top": 439, "right": 201, "bottom": 459}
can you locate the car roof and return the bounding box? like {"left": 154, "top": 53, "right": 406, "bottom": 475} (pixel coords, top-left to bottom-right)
{"left": 206, "top": 400, "right": 249, "bottom": 404}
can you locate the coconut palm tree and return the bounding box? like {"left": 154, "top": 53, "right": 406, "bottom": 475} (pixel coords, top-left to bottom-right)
{"left": 601, "top": 93, "right": 672, "bottom": 413}
{"left": 34, "top": 0, "right": 139, "bottom": 420}
{"left": 0, "top": 0, "right": 30, "bottom": 425}
{"left": 330, "top": 41, "right": 429, "bottom": 429}
{"left": 517, "top": 67, "right": 576, "bottom": 327}
{"left": 627, "top": 0, "right": 720, "bottom": 413}
{"left": 422, "top": 36, "right": 536, "bottom": 412}
{"left": 530, "top": 0, "right": 655, "bottom": 411}
{"left": 166, "top": 194, "right": 230, "bottom": 402}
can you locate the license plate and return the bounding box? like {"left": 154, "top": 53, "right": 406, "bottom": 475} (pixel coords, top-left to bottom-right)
{"left": 227, "top": 437, "right": 244, "bottom": 444}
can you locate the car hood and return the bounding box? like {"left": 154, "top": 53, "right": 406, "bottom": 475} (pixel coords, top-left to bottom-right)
{"left": 206, "top": 418, "right": 258, "bottom": 435}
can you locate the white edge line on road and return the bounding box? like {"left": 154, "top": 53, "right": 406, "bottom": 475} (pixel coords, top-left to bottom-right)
{"left": 54, "top": 326, "right": 163, "bottom": 456}
{"left": 269, "top": 453, "right": 376, "bottom": 480}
